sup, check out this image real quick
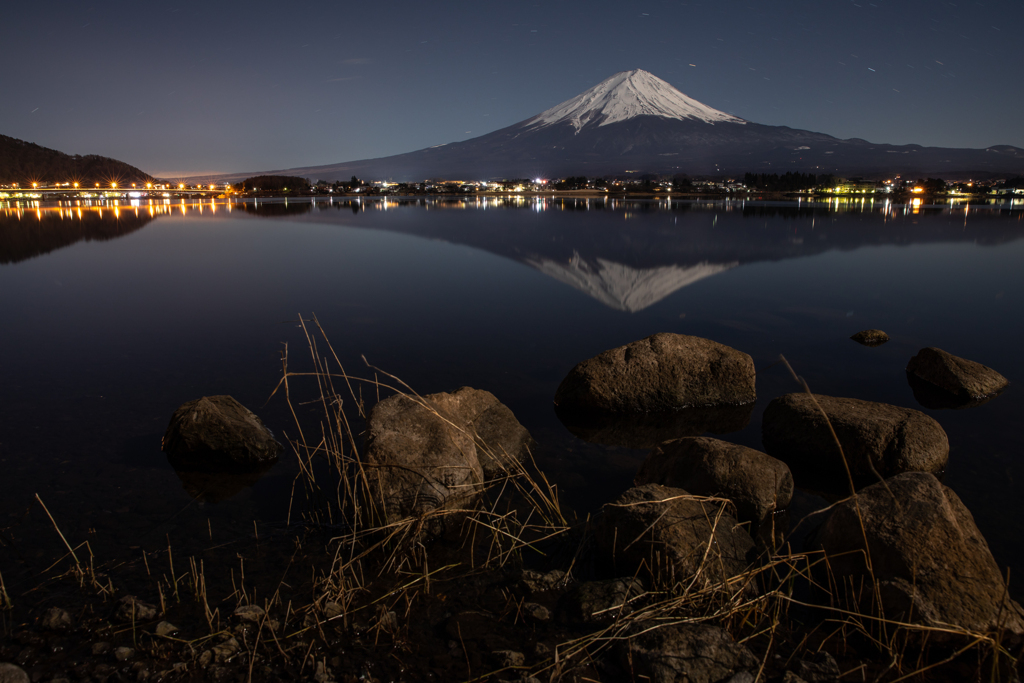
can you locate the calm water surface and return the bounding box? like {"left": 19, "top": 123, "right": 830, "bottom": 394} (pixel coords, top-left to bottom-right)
{"left": 2, "top": 196, "right": 1023, "bottom": 595}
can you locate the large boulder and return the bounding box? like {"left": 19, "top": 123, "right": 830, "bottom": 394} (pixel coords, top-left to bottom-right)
{"left": 614, "top": 622, "right": 759, "bottom": 683}
{"left": 907, "top": 347, "right": 1009, "bottom": 403}
{"left": 594, "top": 484, "right": 754, "bottom": 590}
{"left": 635, "top": 437, "right": 793, "bottom": 526}
{"left": 812, "top": 472, "right": 1024, "bottom": 638}
{"left": 554, "top": 333, "right": 756, "bottom": 414}
{"left": 762, "top": 393, "right": 948, "bottom": 489}
{"left": 436, "top": 386, "right": 534, "bottom": 477}
{"left": 363, "top": 387, "right": 532, "bottom": 521}
{"left": 163, "top": 395, "right": 281, "bottom": 467}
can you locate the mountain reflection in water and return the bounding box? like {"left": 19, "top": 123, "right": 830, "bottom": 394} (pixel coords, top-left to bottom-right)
{"left": 0, "top": 205, "right": 157, "bottom": 264}
{"left": 282, "top": 196, "right": 1024, "bottom": 311}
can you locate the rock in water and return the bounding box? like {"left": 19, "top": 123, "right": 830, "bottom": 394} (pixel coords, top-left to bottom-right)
{"left": 429, "top": 386, "right": 534, "bottom": 478}
{"left": 554, "top": 333, "right": 756, "bottom": 414}
{"left": 850, "top": 329, "right": 889, "bottom": 346}
{"left": 163, "top": 395, "right": 281, "bottom": 466}
{"left": 594, "top": 484, "right": 754, "bottom": 589}
{"left": 907, "top": 347, "right": 1009, "bottom": 401}
{"left": 762, "top": 393, "right": 948, "bottom": 489}
{"left": 813, "top": 472, "right": 1024, "bottom": 638}
{"left": 635, "top": 437, "right": 793, "bottom": 526}
{"left": 363, "top": 387, "right": 532, "bottom": 521}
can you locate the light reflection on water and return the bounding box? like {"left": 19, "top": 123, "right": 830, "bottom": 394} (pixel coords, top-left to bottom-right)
{"left": 1, "top": 197, "right": 1023, "bottom": 594}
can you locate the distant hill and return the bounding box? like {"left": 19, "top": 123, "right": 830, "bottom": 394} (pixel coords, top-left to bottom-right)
{"left": 0, "top": 134, "right": 153, "bottom": 186}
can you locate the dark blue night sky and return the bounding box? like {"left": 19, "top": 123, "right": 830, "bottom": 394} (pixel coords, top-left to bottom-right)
{"left": 2, "top": 0, "right": 1021, "bottom": 176}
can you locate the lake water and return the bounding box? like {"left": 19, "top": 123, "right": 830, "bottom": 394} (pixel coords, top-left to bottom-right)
{"left": 2, "top": 196, "right": 1023, "bottom": 596}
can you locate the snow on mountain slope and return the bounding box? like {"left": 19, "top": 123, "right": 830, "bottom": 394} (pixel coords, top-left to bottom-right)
{"left": 526, "top": 69, "right": 746, "bottom": 133}
{"left": 527, "top": 252, "right": 738, "bottom": 312}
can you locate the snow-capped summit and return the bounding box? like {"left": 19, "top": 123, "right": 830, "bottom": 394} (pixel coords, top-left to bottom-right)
{"left": 526, "top": 69, "right": 746, "bottom": 132}
{"left": 242, "top": 69, "right": 1024, "bottom": 183}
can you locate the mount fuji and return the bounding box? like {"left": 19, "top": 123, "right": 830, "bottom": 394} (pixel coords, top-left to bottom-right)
{"left": 225, "top": 69, "right": 1024, "bottom": 181}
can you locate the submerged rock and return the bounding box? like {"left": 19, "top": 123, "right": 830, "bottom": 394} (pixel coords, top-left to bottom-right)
{"left": 554, "top": 333, "right": 756, "bottom": 414}
{"left": 594, "top": 484, "right": 754, "bottom": 589}
{"left": 556, "top": 402, "right": 753, "bottom": 449}
{"left": 907, "top": 347, "right": 1009, "bottom": 403}
{"left": 163, "top": 395, "right": 281, "bottom": 467}
{"left": 364, "top": 387, "right": 532, "bottom": 521}
{"left": 169, "top": 463, "right": 274, "bottom": 503}
{"left": 762, "top": 393, "right": 948, "bottom": 489}
{"left": 850, "top": 329, "right": 889, "bottom": 346}
{"left": 812, "top": 472, "right": 1024, "bottom": 638}
{"left": 635, "top": 437, "right": 793, "bottom": 526}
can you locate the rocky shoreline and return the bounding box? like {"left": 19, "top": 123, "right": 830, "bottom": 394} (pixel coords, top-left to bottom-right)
{"left": 1, "top": 330, "right": 1017, "bottom": 682}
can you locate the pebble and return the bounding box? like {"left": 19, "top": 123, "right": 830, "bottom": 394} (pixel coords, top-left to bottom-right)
{"left": 113, "top": 646, "right": 134, "bottom": 661}
{"left": 155, "top": 621, "right": 179, "bottom": 637}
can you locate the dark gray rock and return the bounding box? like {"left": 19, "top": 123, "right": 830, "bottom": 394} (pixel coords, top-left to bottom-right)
{"left": 40, "top": 606, "right": 72, "bottom": 631}
{"left": 850, "top": 329, "right": 889, "bottom": 346}
{"left": 116, "top": 595, "right": 158, "bottom": 622}
{"left": 555, "top": 402, "right": 754, "bottom": 449}
{"left": 522, "top": 602, "right": 551, "bottom": 623}
{"left": 0, "top": 663, "right": 29, "bottom": 683}
{"left": 155, "top": 621, "right": 179, "bottom": 637}
{"left": 554, "top": 333, "right": 756, "bottom": 414}
{"left": 762, "top": 393, "right": 948, "bottom": 489}
{"left": 615, "top": 622, "right": 758, "bottom": 683}
{"left": 364, "top": 387, "right": 532, "bottom": 522}
{"left": 557, "top": 578, "right": 643, "bottom": 624}
{"left": 492, "top": 650, "right": 525, "bottom": 668}
{"left": 594, "top": 484, "right": 754, "bottom": 589}
{"left": 907, "top": 347, "right": 1009, "bottom": 402}
{"left": 163, "top": 395, "right": 281, "bottom": 467}
{"left": 635, "top": 436, "right": 793, "bottom": 525}
{"left": 813, "top": 472, "right": 1024, "bottom": 638}
{"left": 365, "top": 393, "right": 483, "bottom": 521}
{"left": 518, "top": 569, "right": 566, "bottom": 594}
{"left": 233, "top": 604, "right": 265, "bottom": 622}
{"left": 433, "top": 386, "right": 534, "bottom": 478}
{"left": 794, "top": 651, "right": 840, "bottom": 682}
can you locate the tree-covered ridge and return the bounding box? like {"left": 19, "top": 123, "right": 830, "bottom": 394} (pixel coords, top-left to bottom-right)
{"left": 0, "top": 134, "right": 154, "bottom": 186}
{"left": 743, "top": 172, "right": 838, "bottom": 192}
{"left": 234, "top": 175, "right": 312, "bottom": 193}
